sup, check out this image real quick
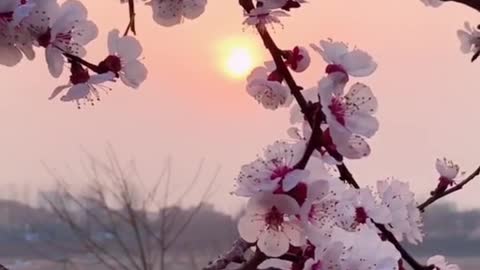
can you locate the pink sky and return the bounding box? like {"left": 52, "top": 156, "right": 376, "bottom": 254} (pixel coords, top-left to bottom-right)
{"left": 1, "top": 0, "right": 479, "bottom": 213}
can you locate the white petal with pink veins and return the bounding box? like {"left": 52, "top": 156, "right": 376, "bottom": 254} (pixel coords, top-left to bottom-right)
{"left": 306, "top": 180, "right": 330, "bottom": 202}
{"left": 121, "top": 60, "right": 148, "bottom": 89}
{"left": 345, "top": 82, "right": 378, "bottom": 114}
{"left": 89, "top": 72, "right": 116, "bottom": 84}
{"left": 246, "top": 193, "right": 278, "bottom": 214}
{"left": 107, "top": 29, "right": 119, "bottom": 54}
{"left": 340, "top": 49, "right": 377, "bottom": 77}
{"left": 61, "top": 84, "right": 90, "bottom": 101}
{"left": 0, "top": 45, "right": 22, "bottom": 67}
{"left": 282, "top": 220, "right": 305, "bottom": 246}
{"left": 257, "top": 229, "right": 289, "bottom": 257}
{"left": 272, "top": 194, "right": 300, "bottom": 215}
{"left": 182, "top": 0, "right": 207, "bottom": 19}
{"left": 49, "top": 84, "right": 71, "bottom": 100}
{"left": 238, "top": 214, "right": 264, "bottom": 243}
{"left": 435, "top": 158, "right": 459, "bottom": 179}
{"left": 72, "top": 20, "right": 98, "bottom": 45}
{"left": 150, "top": 0, "right": 182, "bottom": 27}
{"left": 247, "top": 66, "right": 269, "bottom": 83}
{"left": 336, "top": 135, "right": 371, "bottom": 159}
{"left": 117, "top": 36, "right": 143, "bottom": 62}
{"left": 345, "top": 112, "right": 379, "bottom": 138}
{"left": 311, "top": 40, "right": 349, "bottom": 65}
{"left": 45, "top": 46, "right": 64, "bottom": 78}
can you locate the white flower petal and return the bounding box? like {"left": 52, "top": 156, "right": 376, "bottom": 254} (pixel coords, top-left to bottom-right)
{"left": 336, "top": 134, "right": 371, "bottom": 159}
{"left": 0, "top": 45, "right": 22, "bottom": 67}
{"left": 257, "top": 229, "right": 289, "bottom": 257}
{"left": 107, "top": 29, "right": 120, "bottom": 54}
{"left": 46, "top": 46, "right": 64, "bottom": 78}
{"left": 49, "top": 84, "right": 71, "bottom": 100}
{"left": 340, "top": 49, "right": 377, "bottom": 76}
{"left": 117, "top": 36, "right": 143, "bottom": 62}
{"left": 61, "top": 83, "right": 90, "bottom": 102}
{"left": 238, "top": 214, "right": 264, "bottom": 243}
{"left": 282, "top": 169, "right": 309, "bottom": 192}
{"left": 121, "top": 60, "right": 148, "bottom": 89}
{"left": 282, "top": 220, "right": 305, "bottom": 247}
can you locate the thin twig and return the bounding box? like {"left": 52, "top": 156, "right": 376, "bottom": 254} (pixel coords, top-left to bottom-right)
{"left": 124, "top": 0, "right": 137, "bottom": 36}
{"left": 418, "top": 165, "right": 480, "bottom": 212}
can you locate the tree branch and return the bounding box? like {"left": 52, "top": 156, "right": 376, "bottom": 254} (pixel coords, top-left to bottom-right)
{"left": 232, "top": 1, "right": 431, "bottom": 270}
{"left": 235, "top": 248, "right": 267, "bottom": 270}
{"left": 418, "top": 165, "right": 480, "bottom": 212}
{"left": 443, "top": 0, "right": 480, "bottom": 12}
{"left": 294, "top": 104, "right": 323, "bottom": 170}
{"left": 376, "top": 223, "right": 434, "bottom": 270}
{"left": 203, "top": 239, "right": 253, "bottom": 270}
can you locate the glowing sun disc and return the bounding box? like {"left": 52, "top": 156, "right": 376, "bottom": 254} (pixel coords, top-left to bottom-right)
{"left": 226, "top": 47, "right": 254, "bottom": 78}
{"left": 216, "top": 36, "right": 261, "bottom": 79}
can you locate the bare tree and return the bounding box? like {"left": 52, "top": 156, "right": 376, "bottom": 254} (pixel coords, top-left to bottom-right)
{"left": 38, "top": 147, "right": 219, "bottom": 270}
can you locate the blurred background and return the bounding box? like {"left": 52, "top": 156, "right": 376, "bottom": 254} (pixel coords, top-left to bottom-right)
{"left": 1, "top": 0, "right": 479, "bottom": 269}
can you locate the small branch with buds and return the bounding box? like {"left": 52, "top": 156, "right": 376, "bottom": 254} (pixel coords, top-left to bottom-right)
{"left": 418, "top": 165, "right": 480, "bottom": 212}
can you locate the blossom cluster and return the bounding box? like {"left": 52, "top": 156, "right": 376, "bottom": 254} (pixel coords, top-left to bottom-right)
{"left": 237, "top": 40, "right": 413, "bottom": 268}
{"left": 234, "top": 1, "right": 466, "bottom": 269}
{"left": 1, "top": 0, "right": 208, "bottom": 107}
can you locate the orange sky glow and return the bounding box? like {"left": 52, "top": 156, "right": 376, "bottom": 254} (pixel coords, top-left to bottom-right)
{"left": 1, "top": 0, "right": 480, "bottom": 214}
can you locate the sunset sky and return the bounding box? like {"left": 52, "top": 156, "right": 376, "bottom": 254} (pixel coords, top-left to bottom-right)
{"left": 1, "top": 0, "right": 480, "bottom": 214}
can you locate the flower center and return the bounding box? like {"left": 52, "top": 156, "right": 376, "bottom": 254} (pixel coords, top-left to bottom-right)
{"left": 270, "top": 166, "right": 292, "bottom": 180}
{"left": 70, "top": 62, "right": 90, "bottom": 85}
{"left": 355, "top": 207, "right": 368, "bottom": 224}
{"left": 56, "top": 31, "right": 72, "bottom": 43}
{"left": 265, "top": 206, "right": 284, "bottom": 230}
{"left": 275, "top": 182, "right": 307, "bottom": 206}
{"left": 432, "top": 176, "right": 455, "bottom": 195}
{"left": 37, "top": 28, "right": 52, "bottom": 48}
{"left": 98, "top": 55, "right": 122, "bottom": 76}
{"left": 325, "top": 64, "right": 347, "bottom": 75}
{"left": 328, "top": 97, "right": 346, "bottom": 126}
{"left": 285, "top": 46, "right": 304, "bottom": 70}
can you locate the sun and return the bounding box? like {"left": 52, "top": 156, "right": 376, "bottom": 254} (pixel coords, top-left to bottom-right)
{"left": 226, "top": 48, "right": 254, "bottom": 78}
{"left": 215, "top": 36, "right": 261, "bottom": 79}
